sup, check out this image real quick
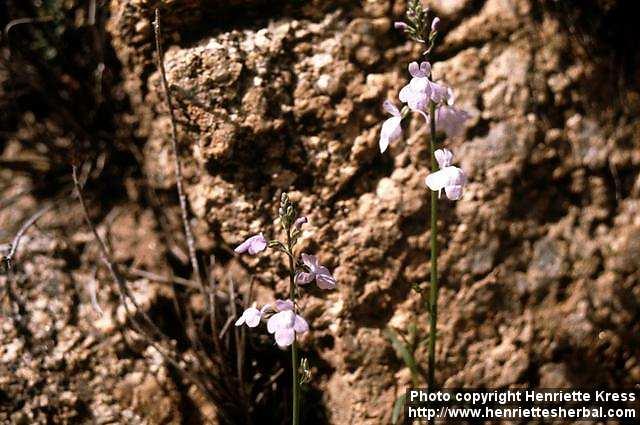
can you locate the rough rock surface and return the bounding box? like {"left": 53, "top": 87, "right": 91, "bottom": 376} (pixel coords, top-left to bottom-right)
{"left": 2, "top": 0, "right": 639, "bottom": 423}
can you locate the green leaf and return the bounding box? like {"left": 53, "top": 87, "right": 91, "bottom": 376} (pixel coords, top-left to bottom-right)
{"left": 392, "top": 393, "right": 407, "bottom": 424}
{"left": 408, "top": 323, "right": 418, "bottom": 349}
{"left": 384, "top": 328, "right": 419, "bottom": 387}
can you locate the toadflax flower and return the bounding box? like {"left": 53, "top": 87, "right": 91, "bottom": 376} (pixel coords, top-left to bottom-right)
{"left": 234, "top": 233, "right": 267, "bottom": 255}
{"left": 379, "top": 100, "right": 403, "bottom": 153}
{"left": 435, "top": 88, "right": 470, "bottom": 138}
{"left": 399, "top": 61, "right": 450, "bottom": 111}
{"left": 399, "top": 61, "right": 432, "bottom": 112}
{"left": 266, "top": 300, "right": 309, "bottom": 347}
{"left": 235, "top": 306, "right": 262, "bottom": 327}
{"left": 425, "top": 148, "right": 467, "bottom": 200}
{"left": 295, "top": 253, "right": 337, "bottom": 289}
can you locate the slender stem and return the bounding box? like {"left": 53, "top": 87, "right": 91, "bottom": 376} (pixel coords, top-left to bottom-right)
{"left": 286, "top": 230, "right": 300, "bottom": 425}
{"left": 427, "top": 101, "right": 438, "bottom": 393}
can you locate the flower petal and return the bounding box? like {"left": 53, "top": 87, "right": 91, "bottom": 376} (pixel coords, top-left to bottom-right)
{"left": 301, "top": 253, "right": 319, "bottom": 273}
{"left": 409, "top": 77, "right": 430, "bottom": 95}
{"left": 427, "top": 166, "right": 466, "bottom": 199}
{"left": 403, "top": 81, "right": 430, "bottom": 112}
{"left": 294, "top": 315, "right": 309, "bottom": 333}
{"left": 429, "top": 81, "right": 449, "bottom": 103}
{"left": 437, "top": 106, "right": 469, "bottom": 138}
{"left": 446, "top": 166, "right": 467, "bottom": 186}
{"left": 380, "top": 116, "right": 402, "bottom": 153}
{"left": 274, "top": 328, "right": 295, "bottom": 347}
{"left": 383, "top": 100, "right": 400, "bottom": 117}
{"left": 248, "top": 233, "right": 267, "bottom": 255}
{"left": 315, "top": 266, "right": 337, "bottom": 290}
{"left": 233, "top": 237, "right": 253, "bottom": 254}
{"left": 274, "top": 299, "right": 294, "bottom": 312}
{"left": 434, "top": 148, "right": 453, "bottom": 168}
{"left": 235, "top": 307, "right": 262, "bottom": 327}
{"left": 234, "top": 233, "right": 267, "bottom": 255}
{"left": 445, "top": 184, "right": 464, "bottom": 200}
{"left": 425, "top": 169, "right": 450, "bottom": 191}
{"left": 267, "top": 310, "right": 295, "bottom": 334}
{"left": 295, "top": 271, "right": 314, "bottom": 285}
{"left": 408, "top": 61, "right": 421, "bottom": 78}
{"left": 244, "top": 307, "right": 262, "bottom": 327}
{"left": 399, "top": 85, "right": 412, "bottom": 103}
{"left": 419, "top": 61, "right": 431, "bottom": 77}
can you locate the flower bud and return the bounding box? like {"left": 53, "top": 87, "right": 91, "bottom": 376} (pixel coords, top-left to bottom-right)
{"left": 431, "top": 17, "right": 440, "bottom": 32}
{"left": 294, "top": 216, "right": 308, "bottom": 230}
{"left": 394, "top": 21, "right": 408, "bottom": 30}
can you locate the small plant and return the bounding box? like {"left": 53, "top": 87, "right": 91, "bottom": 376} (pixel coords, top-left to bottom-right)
{"left": 234, "top": 193, "right": 336, "bottom": 424}
{"left": 381, "top": 0, "right": 471, "bottom": 421}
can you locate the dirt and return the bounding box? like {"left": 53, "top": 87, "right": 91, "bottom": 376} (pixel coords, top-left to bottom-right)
{"left": 1, "top": 0, "right": 639, "bottom": 423}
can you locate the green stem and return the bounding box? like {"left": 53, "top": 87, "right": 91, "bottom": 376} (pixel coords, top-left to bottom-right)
{"left": 287, "top": 231, "right": 300, "bottom": 425}
{"left": 427, "top": 101, "right": 438, "bottom": 393}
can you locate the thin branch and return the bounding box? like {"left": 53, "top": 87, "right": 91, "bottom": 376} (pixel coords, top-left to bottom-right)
{"left": 3, "top": 204, "right": 54, "bottom": 269}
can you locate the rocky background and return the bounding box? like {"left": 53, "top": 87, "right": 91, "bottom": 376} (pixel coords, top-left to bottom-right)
{"left": 1, "top": 0, "right": 639, "bottom": 423}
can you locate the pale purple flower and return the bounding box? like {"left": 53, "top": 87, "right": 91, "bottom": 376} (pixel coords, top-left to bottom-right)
{"left": 436, "top": 105, "right": 469, "bottom": 138}
{"left": 431, "top": 17, "right": 440, "bottom": 32}
{"left": 266, "top": 301, "right": 309, "bottom": 347}
{"left": 295, "top": 253, "right": 336, "bottom": 290}
{"left": 234, "top": 306, "right": 262, "bottom": 328}
{"left": 379, "top": 100, "right": 403, "bottom": 153}
{"left": 294, "top": 216, "right": 308, "bottom": 230}
{"left": 428, "top": 80, "right": 449, "bottom": 104}
{"left": 394, "top": 21, "right": 408, "bottom": 30}
{"left": 425, "top": 148, "right": 467, "bottom": 200}
{"left": 234, "top": 233, "right": 267, "bottom": 255}
{"left": 399, "top": 61, "right": 432, "bottom": 112}
{"left": 434, "top": 88, "right": 469, "bottom": 137}
{"left": 398, "top": 61, "right": 452, "bottom": 111}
